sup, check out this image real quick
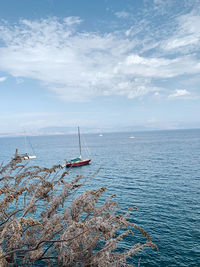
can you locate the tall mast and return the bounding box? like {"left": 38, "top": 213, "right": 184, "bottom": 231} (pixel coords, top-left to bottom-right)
{"left": 78, "top": 126, "right": 82, "bottom": 158}
{"left": 24, "top": 134, "right": 27, "bottom": 153}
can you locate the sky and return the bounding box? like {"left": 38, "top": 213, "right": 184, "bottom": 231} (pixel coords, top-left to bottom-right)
{"left": 0, "top": 0, "right": 200, "bottom": 135}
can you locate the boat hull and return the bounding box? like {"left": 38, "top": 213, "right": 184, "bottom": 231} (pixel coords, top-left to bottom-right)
{"left": 21, "top": 154, "right": 36, "bottom": 160}
{"left": 66, "top": 159, "right": 91, "bottom": 168}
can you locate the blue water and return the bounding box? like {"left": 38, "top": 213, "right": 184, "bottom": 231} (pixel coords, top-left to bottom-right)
{"left": 0, "top": 129, "right": 200, "bottom": 266}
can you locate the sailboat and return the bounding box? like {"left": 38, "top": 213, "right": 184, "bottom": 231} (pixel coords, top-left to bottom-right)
{"left": 18, "top": 135, "right": 36, "bottom": 160}
{"left": 66, "top": 127, "right": 91, "bottom": 168}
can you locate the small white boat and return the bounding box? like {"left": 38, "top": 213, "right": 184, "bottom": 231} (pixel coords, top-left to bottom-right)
{"left": 23, "top": 154, "right": 37, "bottom": 160}
{"left": 129, "top": 136, "right": 135, "bottom": 139}
{"left": 99, "top": 134, "right": 103, "bottom": 137}
{"left": 16, "top": 135, "right": 37, "bottom": 160}
{"left": 15, "top": 149, "right": 36, "bottom": 160}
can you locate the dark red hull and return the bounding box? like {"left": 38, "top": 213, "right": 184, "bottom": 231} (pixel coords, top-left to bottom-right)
{"left": 66, "top": 159, "right": 91, "bottom": 168}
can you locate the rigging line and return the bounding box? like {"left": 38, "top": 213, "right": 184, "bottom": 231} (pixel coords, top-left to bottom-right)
{"left": 27, "top": 136, "right": 36, "bottom": 155}
{"left": 82, "top": 136, "right": 91, "bottom": 158}
{"left": 78, "top": 126, "right": 81, "bottom": 157}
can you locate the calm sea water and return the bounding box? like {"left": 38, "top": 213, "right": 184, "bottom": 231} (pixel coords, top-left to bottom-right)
{"left": 0, "top": 129, "right": 200, "bottom": 266}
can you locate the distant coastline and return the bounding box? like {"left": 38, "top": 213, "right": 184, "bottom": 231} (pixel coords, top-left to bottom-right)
{"left": 1, "top": 127, "right": 200, "bottom": 138}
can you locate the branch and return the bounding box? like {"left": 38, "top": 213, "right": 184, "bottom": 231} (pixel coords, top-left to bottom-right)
{"left": 0, "top": 209, "right": 23, "bottom": 227}
{"left": 0, "top": 229, "right": 88, "bottom": 260}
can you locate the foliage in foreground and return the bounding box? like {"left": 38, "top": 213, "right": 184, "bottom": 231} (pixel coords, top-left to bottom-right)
{"left": 0, "top": 154, "right": 157, "bottom": 266}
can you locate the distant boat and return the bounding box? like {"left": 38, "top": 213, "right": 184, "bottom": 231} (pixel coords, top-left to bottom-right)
{"left": 99, "top": 134, "right": 103, "bottom": 137}
{"left": 66, "top": 127, "right": 91, "bottom": 168}
{"left": 23, "top": 154, "right": 37, "bottom": 160}
{"left": 129, "top": 136, "right": 135, "bottom": 139}
{"left": 15, "top": 135, "right": 36, "bottom": 160}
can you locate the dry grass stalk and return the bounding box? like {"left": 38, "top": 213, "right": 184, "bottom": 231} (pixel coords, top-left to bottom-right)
{"left": 0, "top": 154, "right": 157, "bottom": 266}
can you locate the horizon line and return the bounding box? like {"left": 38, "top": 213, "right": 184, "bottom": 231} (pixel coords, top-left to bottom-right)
{"left": 0, "top": 127, "right": 200, "bottom": 138}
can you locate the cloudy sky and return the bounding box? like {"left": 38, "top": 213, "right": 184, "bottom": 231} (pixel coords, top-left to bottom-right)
{"left": 0, "top": 0, "right": 200, "bottom": 134}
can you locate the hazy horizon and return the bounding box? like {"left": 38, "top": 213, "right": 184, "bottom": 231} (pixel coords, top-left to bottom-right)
{"left": 1, "top": 126, "right": 200, "bottom": 138}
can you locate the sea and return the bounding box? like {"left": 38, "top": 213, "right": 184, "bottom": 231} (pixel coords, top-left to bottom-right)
{"left": 0, "top": 129, "right": 200, "bottom": 266}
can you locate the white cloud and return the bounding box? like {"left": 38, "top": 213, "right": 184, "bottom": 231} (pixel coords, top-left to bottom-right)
{"left": 0, "top": 76, "right": 7, "bottom": 82}
{"left": 153, "top": 0, "right": 164, "bottom": 4}
{"left": 115, "top": 11, "right": 131, "bottom": 18}
{"left": 168, "top": 89, "right": 191, "bottom": 98}
{"left": 115, "top": 54, "right": 200, "bottom": 78}
{"left": 162, "top": 14, "right": 200, "bottom": 52}
{"left": 0, "top": 16, "right": 200, "bottom": 102}
{"left": 63, "top": 16, "right": 83, "bottom": 26}
{"left": 125, "top": 26, "right": 134, "bottom": 37}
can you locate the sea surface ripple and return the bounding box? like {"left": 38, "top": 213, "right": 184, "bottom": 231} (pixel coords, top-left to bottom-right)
{"left": 0, "top": 129, "right": 199, "bottom": 266}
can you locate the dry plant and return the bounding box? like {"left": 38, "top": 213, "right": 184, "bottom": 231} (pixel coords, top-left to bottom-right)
{"left": 0, "top": 153, "right": 157, "bottom": 266}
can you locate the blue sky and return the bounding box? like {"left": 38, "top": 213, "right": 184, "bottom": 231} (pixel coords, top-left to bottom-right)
{"left": 0, "top": 0, "right": 200, "bottom": 134}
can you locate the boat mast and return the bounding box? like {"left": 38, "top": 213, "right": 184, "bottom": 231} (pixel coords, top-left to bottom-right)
{"left": 24, "top": 134, "right": 27, "bottom": 154}
{"left": 78, "top": 126, "right": 82, "bottom": 159}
